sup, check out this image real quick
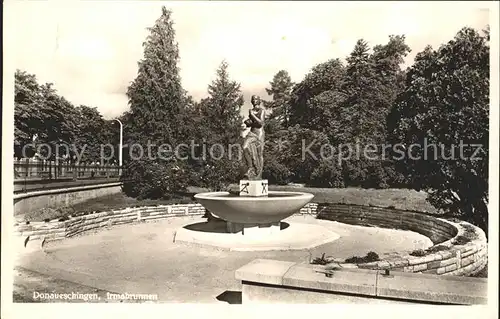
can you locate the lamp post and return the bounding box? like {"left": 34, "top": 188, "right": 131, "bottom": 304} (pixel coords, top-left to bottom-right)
{"left": 114, "top": 119, "right": 123, "bottom": 176}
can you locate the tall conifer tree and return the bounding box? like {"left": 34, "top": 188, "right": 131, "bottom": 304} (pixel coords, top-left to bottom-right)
{"left": 126, "top": 6, "right": 188, "bottom": 150}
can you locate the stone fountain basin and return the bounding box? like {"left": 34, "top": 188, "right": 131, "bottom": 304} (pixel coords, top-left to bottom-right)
{"left": 194, "top": 191, "right": 314, "bottom": 224}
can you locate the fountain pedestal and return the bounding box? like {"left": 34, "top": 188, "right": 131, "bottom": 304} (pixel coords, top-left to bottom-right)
{"left": 226, "top": 221, "right": 281, "bottom": 236}
{"left": 234, "top": 179, "right": 277, "bottom": 236}
{"left": 179, "top": 190, "right": 322, "bottom": 250}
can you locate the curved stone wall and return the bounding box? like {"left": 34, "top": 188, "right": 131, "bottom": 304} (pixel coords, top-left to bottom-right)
{"left": 15, "top": 203, "right": 207, "bottom": 240}
{"left": 312, "top": 203, "right": 487, "bottom": 277}
{"left": 15, "top": 203, "right": 317, "bottom": 241}
{"left": 14, "top": 201, "right": 487, "bottom": 276}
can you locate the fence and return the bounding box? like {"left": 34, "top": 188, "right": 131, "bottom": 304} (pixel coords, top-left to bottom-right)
{"left": 14, "top": 159, "right": 122, "bottom": 180}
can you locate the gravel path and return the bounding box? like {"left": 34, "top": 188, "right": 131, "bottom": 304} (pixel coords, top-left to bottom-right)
{"left": 15, "top": 215, "right": 432, "bottom": 303}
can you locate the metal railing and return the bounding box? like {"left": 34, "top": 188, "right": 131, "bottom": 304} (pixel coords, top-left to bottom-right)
{"left": 14, "top": 159, "right": 122, "bottom": 181}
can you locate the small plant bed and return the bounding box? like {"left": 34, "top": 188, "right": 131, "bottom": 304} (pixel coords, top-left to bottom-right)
{"left": 448, "top": 223, "right": 479, "bottom": 245}
{"left": 310, "top": 253, "right": 334, "bottom": 265}
{"left": 424, "top": 245, "right": 449, "bottom": 254}
{"left": 409, "top": 244, "right": 450, "bottom": 257}
{"left": 409, "top": 249, "right": 426, "bottom": 257}
{"left": 451, "top": 235, "right": 471, "bottom": 245}
{"left": 344, "top": 251, "right": 380, "bottom": 264}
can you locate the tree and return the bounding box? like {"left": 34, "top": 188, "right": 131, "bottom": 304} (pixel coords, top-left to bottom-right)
{"left": 43, "top": 93, "right": 77, "bottom": 160}
{"left": 14, "top": 70, "right": 77, "bottom": 161}
{"left": 388, "top": 27, "right": 489, "bottom": 232}
{"left": 202, "top": 61, "right": 243, "bottom": 145}
{"left": 14, "top": 69, "right": 118, "bottom": 171}
{"left": 288, "top": 59, "right": 345, "bottom": 128}
{"left": 369, "top": 35, "right": 411, "bottom": 141}
{"left": 122, "top": 6, "right": 192, "bottom": 198}
{"left": 341, "top": 39, "right": 381, "bottom": 143}
{"left": 193, "top": 61, "right": 244, "bottom": 190}
{"left": 264, "top": 70, "right": 294, "bottom": 132}
{"left": 14, "top": 70, "right": 43, "bottom": 158}
{"left": 72, "top": 105, "right": 111, "bottom": 163}
{"left": 126, "top": 6, "right": 190, "bottom": 150}
{"left": 264, "top": 36, "right": 410, "bottom": 187}
{"left": 264, "top": 126, "right": 329, "bottom": 183}
{"left": 331, "top": 37, "right": 411, "bottom": 188}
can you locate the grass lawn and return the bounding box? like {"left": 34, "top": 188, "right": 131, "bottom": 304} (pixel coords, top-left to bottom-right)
{"left": 20, "top": 186, "right": 437, "bottom": 222}
{"left": 268, "top": 185, "right": 437, "bottom": 213}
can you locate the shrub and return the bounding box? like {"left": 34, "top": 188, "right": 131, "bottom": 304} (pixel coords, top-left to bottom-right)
{"left": 345, "top": 256, "right": 362, "bottom": 263}
{"left": 24, "top": 207, "right": 60, "bottom": 223}
{"left": 341, "top": 160, "right": 402, "bottom": 189}
{"left": 277, "top": 126, "right": 330, "bottom": 183}
{"left": 410, "top": 249, "right": 426, "bottom": 257}
{"left": 309, "top": 160, "right": 345, "bottom": 188}
{"left": 452, "top": 235, "right": 471, "bottom": 245}
{"left": 460, "top": 223, "right": 479, "bottom": 240}
{"left": 366, "top": 251, "right": 380, "bottom": 262}
{"left": 121, "top": 158, "right": 190, "bottom": 200}
{"left": 197, "top": 157, "right": 240, "bottom": 191}
{"left": 311, "top": 253, "right": 333, "bottom": 265}
{"left": 425, "top": 245, "right": 449, "bottom": 254}
{"left": 58, "top": 216, "right": 70, "bottom": 222}
{"left": 263, "top": 160, "right": 292, "bottom": 185}
{"left": 57, "top": 206, "right": 75, "bottom": 217}
{"left": 345, "top": 251, "right": 380, "bottom": 264}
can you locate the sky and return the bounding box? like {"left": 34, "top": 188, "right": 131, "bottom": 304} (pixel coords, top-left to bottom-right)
{"left": 9, "top": 1, "right": 490, "bottom": 119}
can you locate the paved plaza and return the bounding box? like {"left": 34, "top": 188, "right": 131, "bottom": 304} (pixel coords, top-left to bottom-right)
{"left": 14, "top": 215, "right": 432, "bottom": 303}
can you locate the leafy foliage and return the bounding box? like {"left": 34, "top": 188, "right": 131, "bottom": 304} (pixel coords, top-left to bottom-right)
{"left": 191, "top": 61, "right": 244, "bottom": 191}
{"left": 345, "top": 251, "right": 380, "bottom": 264}
{"left": 14, "top": 70, "right": 116, "bottom": 163}
{"left": 122, "top": 6, "right": 195, "bottom": 196}
{"left": 264, "top": 126, "right": 330, "bottom": 184}
{"left": 310, "top": 160, "right": 345, "bottom": 188}
{"left": 14, "top": 72, "right": 76, "bottom": 159}
{"left": 388, "top": 27, "right": 489, "bottom": 232}
{"left": 121, "top": 158, "right": 189, "bottom": 200}
{"left": 264, "top": 70, "right": 294, "bottom": 132}
{"left": 72, "top": 105, "right": 115, "bottom": 163}
{"left": 409, "top": 249, "right": 426, "bottom": 257}
{"left": 126, "top": 6, "right": 191, "bottom": 149}
{"left": 289, "top": 59, "right": 345, "bottom": 129}
{"left": 14, "top": 70, "right": 43, "bottom": 157}
{"left": 311, "top": 253, "right": 334, "bottom": 265}
{"left": 274, "top": 35, "right": 410, "bottom": 188}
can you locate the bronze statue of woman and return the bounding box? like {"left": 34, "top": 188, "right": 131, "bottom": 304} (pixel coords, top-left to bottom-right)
{"left": 241, "top": 95, "right": 265, "bottom": 180}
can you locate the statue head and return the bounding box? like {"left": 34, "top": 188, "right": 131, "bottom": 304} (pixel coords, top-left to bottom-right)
{"left": 251, "top": 95, "right": 261, "bottom": 107}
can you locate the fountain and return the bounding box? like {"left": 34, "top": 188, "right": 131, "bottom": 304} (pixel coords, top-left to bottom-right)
{"left": 194, "top": 190, "right": 314, "bottom": 236}
{"left": 175, "top": 96, "right": 336, "bottom": 250}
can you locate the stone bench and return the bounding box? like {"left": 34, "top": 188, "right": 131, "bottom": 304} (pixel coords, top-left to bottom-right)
{"left": 235, "top": 259, "right": 488, "bottom": 304}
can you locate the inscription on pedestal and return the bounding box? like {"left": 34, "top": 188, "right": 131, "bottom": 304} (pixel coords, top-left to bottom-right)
{"left": 239, "top": 180, "right": 268, "bottom": 197}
